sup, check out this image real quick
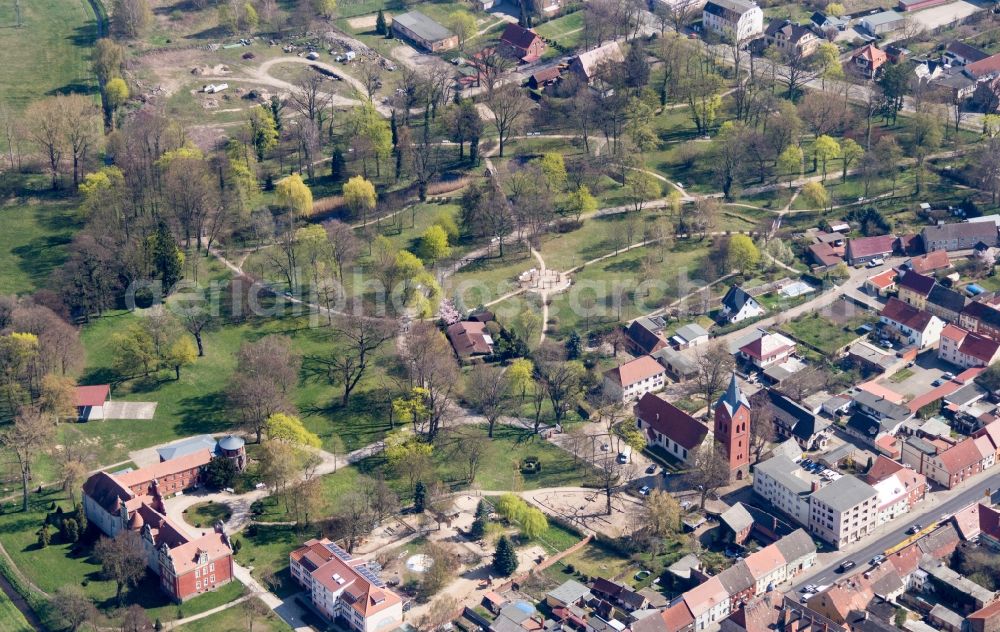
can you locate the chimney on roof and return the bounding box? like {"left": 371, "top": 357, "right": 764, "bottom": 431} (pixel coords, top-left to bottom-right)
{"left": 812, "top": 480, "right": 821, "bottom": 493}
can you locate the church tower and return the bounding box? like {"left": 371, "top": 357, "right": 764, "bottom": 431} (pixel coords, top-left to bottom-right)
{"left": 714, "top": 373, "right": 751, "bottom": 482}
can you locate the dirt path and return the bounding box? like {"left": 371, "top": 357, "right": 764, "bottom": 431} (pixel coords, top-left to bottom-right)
{"left": 530, "top": 246, "right": 549, "bottom": 344}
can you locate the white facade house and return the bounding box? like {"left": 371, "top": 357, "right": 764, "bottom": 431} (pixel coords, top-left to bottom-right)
{"left": 603, "top": 355, "right": 666, "bottom": 402}
{"left": 634, "top": 393, "right": 709, "bottom": 466}
{"left": 808, "top": 476, "right": 879, "bottom": 549}
{"left": 703, "top": 0, "right": 763, "bottom": 42}
{"left": 720, "top": 286, "right": 765, "bottom": 324}
{"left": 753, "top": 456, "right": 812, "bottom": 526}
{"left": 880, "top": 298, "right": 945, "bottom": 349}
{"left": 873, "top": 475, "right": 910, "bottom": 527}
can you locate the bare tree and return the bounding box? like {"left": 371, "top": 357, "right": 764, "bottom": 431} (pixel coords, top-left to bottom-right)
{"left": 289, "top": 74, "right": 333, "bottom": 127}
{"left": 465, "top": 364, "right": 514, "bottom": 438}
{"left": 241, "top": 597, "right": 271, "bottom": 632}
{"left": 690, "top": 343, "right": 734, "bottom": 415}
{"left": 1, "top": 407, "right": 54, "bottom": 511}
{"left": 357, "top": 58, "right": 383, "bottom": 101}
{"left": 689, "top": 442, "right": 731, "bottom": 508}
{"left": 312, "top": 315, "right": 396, "bottom": 405}
{"left": 748, "top": 391, "right": 776, "bottom": 463}
{"left": 401, "top": 323, "right": 461, "bottom": 439}
{"left": 227, "top": 335, "right": 301, "bottom": 442}
{"left": 95, "top": 531, "right": 147, "bottom": 605}
{"left": 323, "top": 219, "right": 360, "bottom": 282}
{"left": 486, "top": 84, "right": 532, "bottom": 158}
{"left": 54, "top": 585, "right": 100, "bottom": 631}
{"left": 55, "top": 427, "right": 98, "bottom": 505}
{"left": 25, "top": 98, "right": 66, "bottom": 189}
{"left": 470, "top": 45, "right": 514, "bottom": 95}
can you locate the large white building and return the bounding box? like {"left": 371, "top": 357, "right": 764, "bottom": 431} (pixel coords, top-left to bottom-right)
{"left": 808, "top": 476, "right": 879, "bottom": 549}
{"left": 753, "top": 455, "right": 812, "bottom": 526}
{"left": 290, "top": 539, "right": 403, "bottom": 632}
{"left": 702, "top": 0, "right": 763, "bottom": 42}
{"left": 753, "top": 455, "right": 882, "bottom": 549}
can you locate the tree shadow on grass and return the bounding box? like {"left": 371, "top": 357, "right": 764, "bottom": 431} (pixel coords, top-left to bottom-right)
{"left": 185, "top": 25, "right": 230, "bottom": 40}
{"left": 11, "top": 234, "right": 73, "bottom": 289}
{"left": 176, "top": 391, "right": 231, "bottom": 436}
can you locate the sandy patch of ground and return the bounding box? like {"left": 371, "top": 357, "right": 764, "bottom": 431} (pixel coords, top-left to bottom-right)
{"left": 104, "top": 401, "right": 158, "bottom": 420}
{"left": 133, "top": 48, "right": 207, "bottom": 97}
{"left": 527, "top": 489, "right": 644, "bottom": 538}
{"left": 347, "top": 13, "right": 389, "bottom": 30}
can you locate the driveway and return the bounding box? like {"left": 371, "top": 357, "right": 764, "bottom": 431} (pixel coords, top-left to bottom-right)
{"left": 103, "top": 401, "right": 157, "bottom": 420}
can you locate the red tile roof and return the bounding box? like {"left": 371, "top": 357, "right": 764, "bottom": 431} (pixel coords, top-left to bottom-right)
{"left": 76, "top": 384, "right": 110, "bottom": 407}
{"left": 115, "top": 449, "right": 214, "bottom": 489}
{"left": 960, "top": 330, "right": 1000, "bottom": 363}
{"left": 866, "top": 269, "right": 897, "bottom": 290}
{"left": 909, "top": 250, "right": 950, "bottom": 274}
{"left": 683, "top": 576, "right": 728, "bottom": 617}
{"left": 634, "top": 393, "right": 708, "bottom": 451}
{"left": 908, "top": 380, "right": 961, "bottom": 413}
{"left": 881, "top": 297, "right": 937, "bottom": 332}
{"left": 865, "top": 455, "right": 905, "bottom": 484}
{"left": 743, "top": 544, "right": 784, "bottom": 581}
{"left": 809, "top": 243, "right": 843, "bottom": 267}
{"left": 446, "top": 321, "right": 492, "bottom": 356}
{"left": 937, "top": 437, "right": 985, "bottom": 474}
{"left": 853, "top": 44, "right": 887, "bottom": 67}
{"left": 605, "top": 355, "right": 665, "bottom": 387}
{"left": 500, "top": 23, "right": 542, "bottom": 59}
{"left": 661, "top": 600, "right": 695, "bottom": 630}
{"left": 966, "top": 52, "right": 1000, "bottom": 78}
{"left": 847, "top": 234, "right": 896, "bottom": 261}
{"left": 858, "top": 380, "right": 906, "bottom": 405}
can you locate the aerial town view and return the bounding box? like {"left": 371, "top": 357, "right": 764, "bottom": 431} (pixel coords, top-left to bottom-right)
{"left": 10, "top": 0, "right": 1000, "bottom": 629}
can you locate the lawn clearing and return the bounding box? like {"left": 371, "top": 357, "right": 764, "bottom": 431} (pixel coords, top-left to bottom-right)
{"left": 0, "top": 193, "right": 81, "bottom": 295}
{"left": 176, "top": 598, "right": 293, "bottom": 631}
{"left": 781, "top": 307, "right": 871, "bottom": 355}
{"left": 75, "top": 308, "right": 397, "bottom": 468}
{"left": 0, "top": 0, "right": 98, "bottom": 109}
{"left": 889, "top": 368, "right": 914, "bottom": 383}
{"left": 183, "top": 501, "right": 233, "bottom": 528}
{"left": 0, "top": 591, "right": 32, "bottom": 632}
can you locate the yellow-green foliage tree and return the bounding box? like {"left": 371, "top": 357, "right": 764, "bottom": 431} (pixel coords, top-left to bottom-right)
{"left": 246, "top": 105, "right": 278, "bottom": 161}
{"left": 313, "top": 0, "right": 336, "bottom": 17}
{"left": 802, "top": 181, "right": 830, "bottom": 210}
{"left": 419, "top": 225, "right": 451, "bottom": 263}
{"left": 814, "top": 135, "right": 841, "bottom": 181}
{"left": 343, "top": 175, "right": 377, "bottom": 221}
{"left": 265, "top": 412, "right": 322, "bottom": 448}
{"left": 105, "top": 78, "right": 129, "bottom": 128}
{"left": 537, "top": 152, "right": 567, "bottom": 193}
{"left": 726, "top": 234, "right": 760, "bottom": 275}
{"left": 520, "top": 507, "right": 548, "bottom": 539}
{"left": 166, "top": 337, "right": 197, "bottom": 380}
{"left": 276, "top": 174, "right": 313, "bottom": 217}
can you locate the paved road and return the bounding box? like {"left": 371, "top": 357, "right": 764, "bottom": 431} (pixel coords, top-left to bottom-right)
{"left": 788, "top": 470, "right": 1000, "bottom": 594}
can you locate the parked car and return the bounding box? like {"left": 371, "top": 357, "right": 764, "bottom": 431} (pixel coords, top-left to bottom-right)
{"left": 932, "top": 379, "right": 942, "bottom": 387}
{"left": 646, "top": 464, "right": 657, "bottom": 474}
{"left": 638, "top": 485, "right": 651, "bottom": 496}
{"left": 867, "top": 257, "right": 885, "bottom": 268}
{"left": 943, "top": 372, "right": 955, "bottom": 381}
{"left": 880, "top": 339, "right": 893, "bottom": 349}
{"left": 870, "top": 554, "right": 886, "bottom": 566}
{"left": 838, "top": 560, "right": 856, "bottom": 572}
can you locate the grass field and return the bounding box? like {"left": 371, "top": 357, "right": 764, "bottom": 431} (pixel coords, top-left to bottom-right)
{"left": 183, "top": 501, "right": 233, "bottom": 528}
{"left": 176, "top": 598, "right": 293, "bottom": 631}
{"left": 782, "top": 311, "right": 871, "bottom": 355}
{"left": 0, "top": 0, "right": 99, "bottom": 109}
{"left": 534, "top": 12, "right": 584, "bottom": 49}
{"left": 0, "top": 187, "right": 81, "bottom": 295}
{"left": 60, "top": 307, "right": 396, "bottom": 481}
{"left": 0, "top": 592, "right": 32, "bottom": 632}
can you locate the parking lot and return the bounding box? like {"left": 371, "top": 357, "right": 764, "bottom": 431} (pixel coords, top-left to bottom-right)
{"left": 877, "top": 352, "right": 957, "bottom": 401}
